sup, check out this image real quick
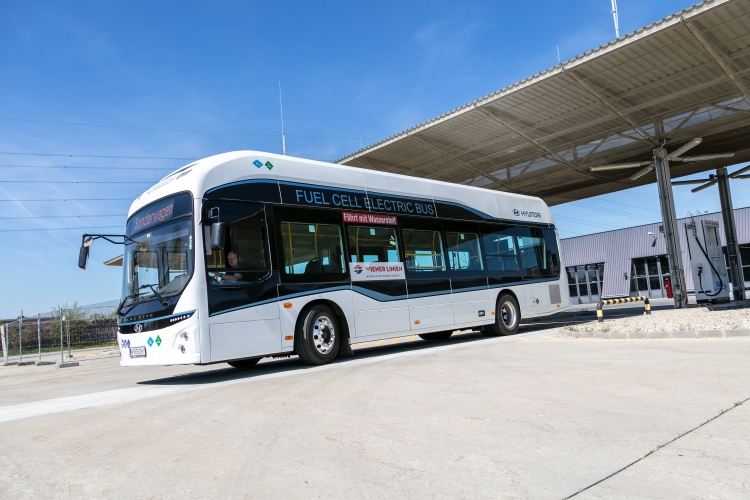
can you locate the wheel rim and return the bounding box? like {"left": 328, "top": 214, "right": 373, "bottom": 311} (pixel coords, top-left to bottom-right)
{"left": 501, "top": 302, "right": 517, "bottom": 328}
{"left": 312, "top": 315, "right": 336, "bottom": 355}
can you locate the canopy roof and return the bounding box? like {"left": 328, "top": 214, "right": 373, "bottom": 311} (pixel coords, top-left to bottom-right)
{"left": 336, "top": 0, "right": 750, "bottom": 206}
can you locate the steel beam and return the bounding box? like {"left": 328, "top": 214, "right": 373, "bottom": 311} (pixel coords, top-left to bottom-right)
{"left": 683, "top": 18, "right": 750, "bottom": 103}
{"left": 562, "top": 67, "right": 659, "bottom": 147}
{"left": 716, "top": 167, "right": 746, "bottom": 300}
{"left": 654, "top": 147, "right": 688, "bottom": 308}
{"left": 410, "top": 135, "right": 509, "bottom": 189}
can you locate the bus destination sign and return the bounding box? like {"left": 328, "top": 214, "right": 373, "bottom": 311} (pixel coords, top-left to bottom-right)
{"left": 342, "top": 212, "right": 397, "bottom": 225}
{"left": 132, "top": 201, "right": 174, "bottom": 232}
{"left": 126, "top": 193, "right": 193, "bottom": 236}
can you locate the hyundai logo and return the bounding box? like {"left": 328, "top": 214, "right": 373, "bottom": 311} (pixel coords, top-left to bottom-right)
{"left": 134, "top": 323, "right": 143, "bottom": 333}
{"left": 513, "top": 209, "right": 520, "bottom": 216}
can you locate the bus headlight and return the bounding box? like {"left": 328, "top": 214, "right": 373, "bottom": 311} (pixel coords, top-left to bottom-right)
{"left": 179, "top": 344, "right": 186, "bottom": 354}
{"left": 179, "top": 331, "right": 189, "bottom": 341}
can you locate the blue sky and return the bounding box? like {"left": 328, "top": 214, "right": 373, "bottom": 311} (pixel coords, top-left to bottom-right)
{"left": 1, "top": 0, "right": 748, "bottom": 317}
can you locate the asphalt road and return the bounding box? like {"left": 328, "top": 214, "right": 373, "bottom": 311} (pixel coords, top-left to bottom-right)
{"left": 1, "top": 318, "right": 748, "bottom": 499}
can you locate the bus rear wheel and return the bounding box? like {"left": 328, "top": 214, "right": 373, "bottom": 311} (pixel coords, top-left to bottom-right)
{"left": 228, "top": 358, "right": 261, "bottom": 369}
{"left": 295, "top": 305, "right": 340, "bottom": 366}
{"left": 483, "top": 294, "right": 520, "bottom": 337}
{"left": 418, "top": 331, "right": 453, "bottom": 341}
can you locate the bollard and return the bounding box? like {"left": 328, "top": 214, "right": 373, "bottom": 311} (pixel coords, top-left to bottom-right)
{"left": 597, "top": 296, "right": 651, "bottom": 322}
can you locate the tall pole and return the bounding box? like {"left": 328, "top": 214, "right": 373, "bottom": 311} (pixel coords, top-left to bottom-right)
{"left": 279, "top": 81, "right": 287, "bottom": 155}
{"left": 611, "top": 0, "right": 620, "bottom": 39}
{"left": 716, "top": 167, "right": 745, "bottom": 300}
{"left": 67, "top": 319, "right": 71, "bottom": 358}
{"left": 654, "top": 147, "right": 687, "bottom": 308}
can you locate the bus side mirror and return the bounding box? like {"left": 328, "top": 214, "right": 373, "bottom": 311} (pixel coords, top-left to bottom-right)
{"left": 210, "top": 222, "right": 226, "bottom": 250}
{"left": 78, "top": 241, "right": 91, "bottom": 270}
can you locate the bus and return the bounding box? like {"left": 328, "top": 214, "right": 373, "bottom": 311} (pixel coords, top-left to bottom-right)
{"left": 78, "top": 151, "right": 570, "bottom": 367}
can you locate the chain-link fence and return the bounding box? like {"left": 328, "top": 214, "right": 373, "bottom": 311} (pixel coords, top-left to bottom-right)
{"left": 1, "top": 300, "right": 119, "bottom": 364}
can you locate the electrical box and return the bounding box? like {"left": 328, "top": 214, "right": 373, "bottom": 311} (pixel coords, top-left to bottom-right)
{"left": 685, "top": 219, "right": 729, "bottom": 303}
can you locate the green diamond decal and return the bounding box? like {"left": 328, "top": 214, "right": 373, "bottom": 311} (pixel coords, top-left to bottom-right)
{"left": 264, "top": 161, "right": 274, "bottom": 170}
{"left": 155, "top": 335, "right": 162, "bottom": 346}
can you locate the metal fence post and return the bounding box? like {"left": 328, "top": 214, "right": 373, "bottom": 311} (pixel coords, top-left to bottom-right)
{"left": 19, "top": 311, "right": 23, "bottom": 364}
{"left": 67, "top": 319, "right": 70, "bottom": 358}
{"left": 1, "top": 324, "right": 7, "bottom": 364}
{"left": 38, "top": 313, "right": 42, "bottom": 362}
{"left": 60, "top": 310, "right": 64, "bottom": 364}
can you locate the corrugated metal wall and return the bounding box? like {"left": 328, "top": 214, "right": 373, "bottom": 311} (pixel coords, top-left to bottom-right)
{"left": 560, "top": 207, "right": 750, "bottom": 298}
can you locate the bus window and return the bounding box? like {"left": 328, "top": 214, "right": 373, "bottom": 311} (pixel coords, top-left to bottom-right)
{"left": 207, "top": 225, "right": 269, "bottom": 285}
{"left": 482, "top": 228, "right": 519, "bottom": 271}
{"left": 515, "top": 227, "right": 548, "bottom": 277}
{"left": 281, "top": 222, "right": 345, "bottom": 275}
{"left": 542, "top": 229, "right": 561, "bottom": 277}
{"left": 347, "top": 226, "right": 400, "bottom": 263}
{"left": 402, "top": 229, "right": 445, "bottom": 272}
{"left": 445, "top": 231, "right": 483, "bottom": 271}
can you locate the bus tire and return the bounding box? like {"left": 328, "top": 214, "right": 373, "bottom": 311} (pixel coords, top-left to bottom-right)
{"left": 228, "top": 358, "right": 261, "bottom": 369}
{"left": 418, "top": 331, "right": 453, "bottom": 341}
{"left": 483, "top": 294, "right": 520, "bottom": 336}
{"left": 295, "top": 305, "right": 340, "bottom": 366}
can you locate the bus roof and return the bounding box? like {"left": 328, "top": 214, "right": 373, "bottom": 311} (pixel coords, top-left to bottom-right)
{"left": 128, "top": 151, "right": 555, "bottom": 226}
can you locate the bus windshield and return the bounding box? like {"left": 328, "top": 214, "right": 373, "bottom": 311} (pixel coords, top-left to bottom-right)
{"left": 121, "top": 217, "right": 194, "bottom": 309}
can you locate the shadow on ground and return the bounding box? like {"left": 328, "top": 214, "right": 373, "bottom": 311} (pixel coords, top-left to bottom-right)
{"left": 138, "top": 303, "right": 665, "bottom": 387}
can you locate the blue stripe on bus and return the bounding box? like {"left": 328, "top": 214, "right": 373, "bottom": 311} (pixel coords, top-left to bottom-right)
{"left": 208, "top": 278, "right": 562, "bottom": 318}
{"left": 204, "top": 178, "right": 555, "bottom": 227}
{"left": 351, "top": 286, "right": 407, "bottom": 302}
{"left": 208, "top": 285, "right": 353, "bottom": 317}
{"left": 204, "top": 178, "right": 279, "bottom": 195}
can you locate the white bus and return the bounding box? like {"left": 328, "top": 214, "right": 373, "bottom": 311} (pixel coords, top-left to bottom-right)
{"left": 79, "top": 151, "right": 570, "bottom": 367}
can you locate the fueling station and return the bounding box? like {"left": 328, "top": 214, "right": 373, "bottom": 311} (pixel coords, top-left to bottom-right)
{"left": 336, "top": 0, "right": 750, "bottom": 308}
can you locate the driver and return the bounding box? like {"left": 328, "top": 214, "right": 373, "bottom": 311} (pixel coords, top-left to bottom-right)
{"left": 219, "top": 251, "right": 244, "bottom": 282}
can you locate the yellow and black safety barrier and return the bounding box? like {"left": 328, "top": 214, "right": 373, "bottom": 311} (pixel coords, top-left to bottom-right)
{"left": 596, "top": 296, "right": 651, "bottom": 322}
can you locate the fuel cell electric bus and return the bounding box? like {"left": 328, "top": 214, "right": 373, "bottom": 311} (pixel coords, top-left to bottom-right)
{"left": 78, "top": 151, "right": 571, "bottom": 367}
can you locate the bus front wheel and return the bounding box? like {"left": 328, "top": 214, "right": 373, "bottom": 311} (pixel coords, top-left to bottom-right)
{"left": 295, "top": 305, "right": 340, "bottom": 366}
{"left": 483, "top": 294, "right": 520, "bottom": 336}
{"left": 418, "top": 331, "right": 453, "bottom": 341}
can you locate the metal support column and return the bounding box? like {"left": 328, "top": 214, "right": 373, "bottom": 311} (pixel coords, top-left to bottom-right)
{"left": 654, "top": 148, "right": 688, "bottom": 308}
{"left": 716, "top": 167, "right": 746, "bottom": 300}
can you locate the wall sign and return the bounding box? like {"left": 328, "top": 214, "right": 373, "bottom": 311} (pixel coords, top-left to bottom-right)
{"left": 349, "top": 262, "right": 405, "bottom": 281}
{"left": 342, "top": 212, "right": 398, "bottom": 225}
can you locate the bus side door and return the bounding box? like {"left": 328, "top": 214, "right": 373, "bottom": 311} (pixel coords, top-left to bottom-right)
{"left": 203, "top": 202, "right": 281, "bottom": 362}
{"left": 346, "top": 223, "right": 411, "bottom": 337}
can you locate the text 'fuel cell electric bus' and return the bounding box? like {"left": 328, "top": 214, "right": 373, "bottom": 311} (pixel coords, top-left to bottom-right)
{"left": 78, "top": 151, "right": 571, "bottom": 367}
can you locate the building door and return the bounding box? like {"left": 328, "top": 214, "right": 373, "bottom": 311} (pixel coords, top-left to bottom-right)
{"left": 587, "top": 264, "right": 603, "bottom": 303}
{"left": 566, "top": 264, "right": 604, "bottom": 304}
{"left": 647, "top": 257, "right": 664, "bottom": 299}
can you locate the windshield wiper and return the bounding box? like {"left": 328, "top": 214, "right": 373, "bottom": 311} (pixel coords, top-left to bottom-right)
{"left": 138, "top": 284, "right": 172, "bottom": 308}
{"left": 116, "top": 293, "right": 139, "bottom": 316}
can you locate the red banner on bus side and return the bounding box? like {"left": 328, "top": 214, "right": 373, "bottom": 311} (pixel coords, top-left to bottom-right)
{"left": 342, "top": 212, "right": 398, "bottom": 225}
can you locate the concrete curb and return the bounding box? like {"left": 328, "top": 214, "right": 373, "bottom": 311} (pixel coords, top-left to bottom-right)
{"left": 558, "top": 327, "right": 750, "bottom": 339}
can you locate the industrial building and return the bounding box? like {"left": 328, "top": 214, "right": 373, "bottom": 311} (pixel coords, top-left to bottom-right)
{"left": 560, "top": 206, "right": 750, "bottom": 303}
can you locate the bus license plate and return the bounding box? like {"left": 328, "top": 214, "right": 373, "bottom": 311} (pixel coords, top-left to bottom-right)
{"left": 130, "top": 346, "right": 146, "bottom": 358}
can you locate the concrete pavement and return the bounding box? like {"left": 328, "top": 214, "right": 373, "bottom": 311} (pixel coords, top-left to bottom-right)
{"left": 0, "top": 328, "right": 748, "bottom": 499}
